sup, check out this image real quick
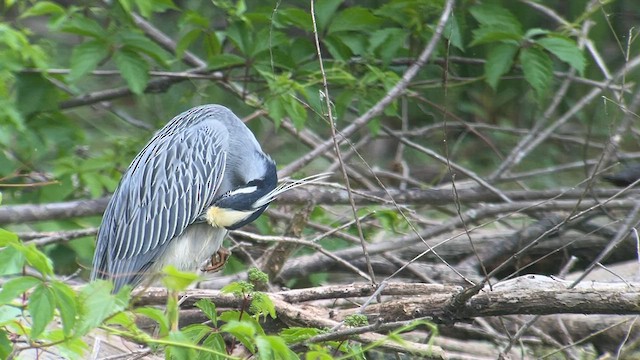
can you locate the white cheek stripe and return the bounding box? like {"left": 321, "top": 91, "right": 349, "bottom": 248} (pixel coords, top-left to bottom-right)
{"left": 227, "top": 186, "right": 258, "bottom": 196}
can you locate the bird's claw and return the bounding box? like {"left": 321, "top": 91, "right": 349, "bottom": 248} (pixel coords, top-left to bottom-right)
{"left": 202, "top": 247, "right": 230, "bottom": 272}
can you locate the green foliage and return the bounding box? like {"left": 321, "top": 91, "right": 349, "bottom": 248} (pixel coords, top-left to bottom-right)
{"left": 469, "top": 3, "right": 585, "bottom": 97}
{"left": 344, "top": 314, "right": 369, "bottom": 327}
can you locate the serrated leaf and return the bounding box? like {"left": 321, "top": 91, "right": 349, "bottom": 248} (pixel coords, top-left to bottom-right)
{"left": 274, "top": 8, "right": 311, "bottom": 31}
{"left": 285, "top": 97, "right": 307, "bottom": 130}
{"left": 0, "top": 276, "right": 41, "bottom": 305}
{"left": 323, "top": 34, "right": 352, "bottom": 62}
{"left": 0, "top": 228, "right": 19, "bottom": 246}
{"left": 208, "top": 54, "right": 246, "bottom": 71}
{"left": 114, "top": 49, "right": 149, "bottom": 95}
{"left": 135, "top": 306, "right": 170, "bottom": 336}
{"left": 256, "top": 335, "right": 298, "bottom": 360}
{"left": 279, "top": 327, "right": 322, "bottom": 344}
{"left": 250, "top": 293, "right": 276, "bottom": 320}
{"left": 75, "top": 280, "right": 129, "bottom": 336}
{"left": 471, "top": 26, "right": 522, "bottom": 46}
{"left": 0, "top": 330, "right": 11, "bottom": 359}
{"left": 314, "top": 0, "right": 343, "bottom": 33}
{"left": 28, "top": 284, "right": 55, "bottom": 338}
{"left": 51, "top": 281, "right": 77, "bottom": 336}
{"left": 524, "top": 28, "right": 549, "bottom": 39}
{"left": 221, "top": 320, "right": 257, "bottom": 353}
{"left": 537, "top": 36, "right": 585, "bottom": 75}
{"left": 469, "top": 4, "right": 522, "bottom": 34}
{"left": 306, "top": 351, "right": 332, "bottom": 360}
{"left": 195, "top": 299, "right": 217, "bottom": 326}
{"left": 161, "top": 265, "right": 200, "bottom": 291}
{"left": 0, "top": 306, "right": 21, "bottom": 325}
{"left": 368, "top": 28, "right": 407, "bottom": 65}
{"left": 68, "top": 40, "right": 110, "bottom": 81}
{"left": 15, "top": 73, "right": 58, "bottom": 116}
{"left": 444, "top": 15, "right": 464, "bottom": 51}
{"left": 0, "top": 246, "right": 25, "bottom": 276}
{"left": 118, "top": 31, "right": 170, "bottom": 65}
{"left": 181, "top": 324, "right": 212, "bottom": 343}
{"left": 20, "top": 1, "right": 65, "bottom": 18}
{"left": 485, "top": 43, "right": 519, "bottom": 89}
{"left": 60, "top": 15, "right": 106, "bottom": 38}
{"left": 176, "top": 28, "right": 201, "bottom": 59}
{"left": 328, "top": 7, "right": 382, "bottom": 34}
{"left": 520, "top": 46, "right": 553, "bottom": 98}
{"left": 165, "top": 331, "right": 197, "bottom": 360}
{"left": 21, "top": 244, "right": 54, "bottom": 276}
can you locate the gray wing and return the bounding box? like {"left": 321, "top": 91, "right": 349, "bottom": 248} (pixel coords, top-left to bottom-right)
{"left": 91, "top": 120, "right": 228, "bottom": 291}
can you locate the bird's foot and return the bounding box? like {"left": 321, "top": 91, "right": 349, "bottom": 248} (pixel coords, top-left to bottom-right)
{"left": 202, "top": 247, "right": 230, "bottom": 272}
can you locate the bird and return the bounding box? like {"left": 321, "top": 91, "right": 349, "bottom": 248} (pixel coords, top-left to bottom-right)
{"left": 602, "top": 163, "right": 640, "bottom": 187}
{"left": 91, "top": 104, "right": 324, "bottom": 292}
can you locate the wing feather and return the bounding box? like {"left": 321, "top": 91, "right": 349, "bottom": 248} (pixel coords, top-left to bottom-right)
{"left": 92, "top": 119, "right": 229, "bottom": 290}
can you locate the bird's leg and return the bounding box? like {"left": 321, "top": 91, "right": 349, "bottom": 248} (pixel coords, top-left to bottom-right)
{"left": 202, "top": 247, "right": 230, "bottom": 272}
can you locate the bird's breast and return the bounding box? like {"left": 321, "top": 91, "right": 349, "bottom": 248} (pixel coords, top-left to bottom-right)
{"left": 151, "top": 223, "right": 226, "bottom": 275}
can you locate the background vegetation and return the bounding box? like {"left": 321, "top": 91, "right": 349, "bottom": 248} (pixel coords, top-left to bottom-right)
{"left": 1, "top": 0, "right": 639, "bottom": 358}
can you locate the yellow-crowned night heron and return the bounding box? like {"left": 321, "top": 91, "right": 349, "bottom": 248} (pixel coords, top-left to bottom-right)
{"left": 91, "top": 104, "right": 298, "bottom": 291}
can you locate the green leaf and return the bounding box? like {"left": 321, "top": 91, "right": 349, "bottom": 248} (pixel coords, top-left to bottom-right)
{"left": 15, "top": 73, "right": 58, "bottom": 116}
{"left": 134, "top": 0, "right": 177, "bottom": 18}
{"left": 0, "top": 330, "right": 11, "bottom": 359}
{"left": 51, "top": 281, "right": 77, "bottom": 336}
{"left": 524, "top": 28, "right": 549, "bottom": 39}
{"left": 285, "top": 97, "right": 307, "bottom": 130}
{"left": 520, "top": 46, "right": 553, "bottom": 98}
{"left": 135, "top": 306, "right": 170, "bottom": 336}
{"left": 68, "top": 40, "right": 110, "bottom": 81}
{"left": 221, "top": 320, "right": 257, "bottom": 353}
{"left": 274, "top": 8, "right": 312, "bottom": 31}
{"left": 0, "top": 228, "right": 18, "bottom": 245}
{"left": 28, "top": 283, "right": 56, "bottom": 338}
{"left": 471, "top": 26, "right": 522, "bottom": 46}
{"left": 20, "top": 1, "right": 65, "bottom": 18}
{"left": 306, "top": 351, "right": 332, "bottom": 360}
{"left": 279, "top": 327, "right": 323, "bottom": 344}
{"left": 165, "top": 330, "right": 197, "bottom": 360}
{"left": 368, "top": 28, "right": 407, "bottom": 66}
{"left": 323, "top": 34, "right": 352, "bottom": 62}
{"left": 536, "top": 36, "right": 585, "bottom": 75}
{"left": 118, "top": 31, "right": 170, "bottom": 65}
{"left": 256, "top": 335, "right": 299, "bottom": 360}
{"left": 0, "top": 276, "right": 41, "bottom": 305}
{"left": 250, "top": 293, "right": 276, "bottom": 320}
{"left": 200, "top": 332, "right": 226, "bottom": 359}
{"left": 195, "top": 299, "right": 217, "bottom": 326}
{"left": 161, "top": 265, "right": 200, "bottom": 291}
{"left": 221, "top": 281, "right": 253, "bottom": 296}
{"left": 208, "top": 54, "right": 246, "bottom": 71}
{"left": 469, "top": 4, "right": 522, "bottom": 34}
{"left": 443, "top": 15, "right": 464, "bottom": 51}
{"left": 328, "top": 7, "right": 382, "bottom": 34}
{"left": 114, "top": 49, "right": 149, "bottom": 95}
{"left": 0, "top": 306, "right": 21, "bottom": 326}
{"left": 60, "top": 15, "right": 106, "bottom": 38}
{"left": 484, "top": 43, "right": 519, "bottom": 90}
{"left": 313, "top": 0, "right": 343, "bottom": 33}
{"left": 21, "top": 243, "right": 54, "bottom": 276}
{"left": 0, "top": 246, "right": 25, "bottom": 276}
{"left": 75, "top": 280, "right": 130, "bottom": 336}
{"left": 181, "top": 324, "right": 211, "bottom": 343}
{"left": 176, "top": 28, "right": 201, "bottom": 59}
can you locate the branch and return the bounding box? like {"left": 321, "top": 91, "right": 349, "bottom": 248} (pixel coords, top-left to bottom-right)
{"left": 0, "top": 188, "right": 630, "bottom": 224}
